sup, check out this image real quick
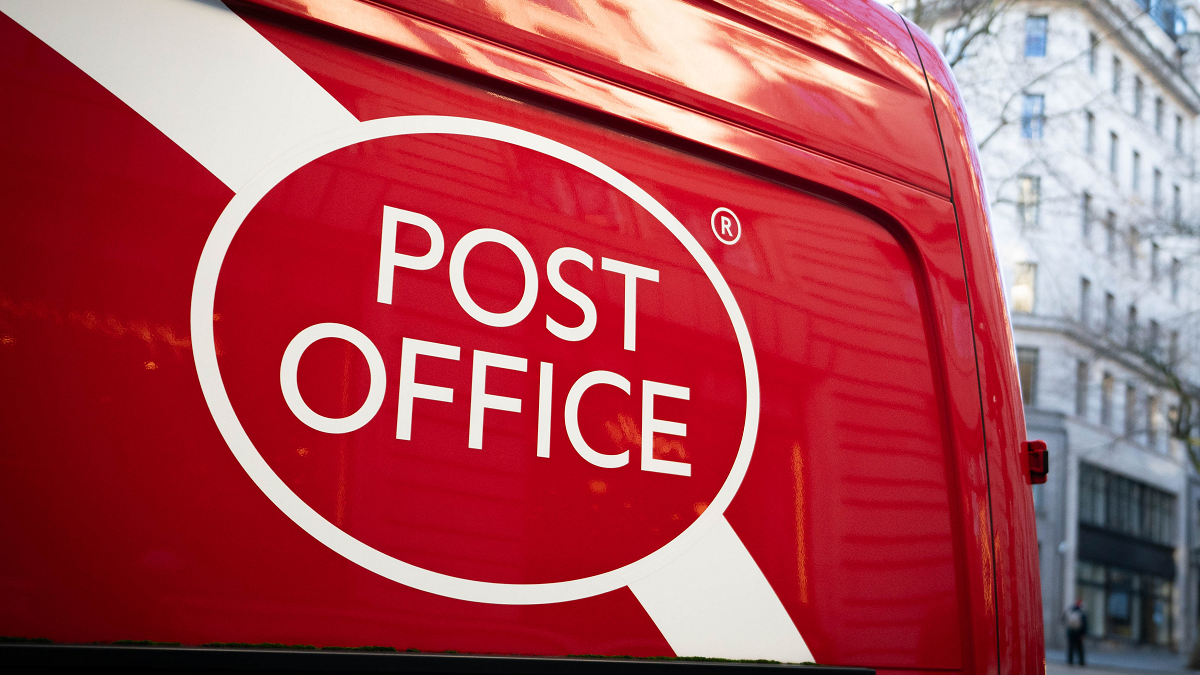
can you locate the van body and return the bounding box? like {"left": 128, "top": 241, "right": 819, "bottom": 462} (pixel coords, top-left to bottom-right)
{"left": 0, "top": 0, "right": 1042, "bottom": 673}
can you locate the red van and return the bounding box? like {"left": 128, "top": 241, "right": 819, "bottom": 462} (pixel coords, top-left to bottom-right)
{"left": 0, "top": 0, "right": 1043, "bottom": 673}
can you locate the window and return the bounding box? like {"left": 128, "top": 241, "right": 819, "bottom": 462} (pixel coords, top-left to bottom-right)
{"left": 1149, "top": 319, "right": 1161, "bottom": 357}
{"left": 1134, "top": 77, "right": 1144, "bottom": 117}
{"left": 1171, "top": 258, "right": 1181, "bottom": 301}
{"left": 1132, "top": 151, "right": 1141, "bottom": 192}
{"left": 1089, "top": 32, "right": 1099, "bottom": 73}
{"left": 1125, "top": 383, "right": 1137, "bottom": 438}
{"left": 1147, "top": 395, "right": 1160, "bottom": 449}
{"left": 1101, "top": 372, "right": 1115, "bottom": 426}
{"left": 1110, "top": 132, "right": 1119, "bottom": 177}
{"left": 1129, "top": 227, "right": 1140, "bottom": 272}
{"left": 1026, "top": 16, "right": 1048, "bottom": 57}
{"left": 1173, "top": 184, "right": 1182, "bottom": 224}
{"left": 1082, "top": 192, "right": 1093, "bottom": 237}
{"left": 1018, "top": 175, "right": 1041, "bottom": 226}
{"left": 1017, "top": 347, "right": 1039, "bottom": 405}
{"left": 1022, "top": 94, "right": 1045, "bottom": 139}
{"left": 1078, "top": 466, "right": 1102, "bottom": 527}
{"left": 1112, "top": 56, "right": 1122, "bottom": 95}
{"left": 1170, "top": 330, "right": 1180, "bottom": 366}
{"left": 1074, "top": 465, "right": 1098, "bottom": 529}
{"left": 1081, "top": 277, "right": 1092, "bottom": 325}
{"left": 943, "top": 25, "right": 967, "bottom": 62}
{"left": 1078, "top": 464, "right": 1176, "bottom": 544}
{"left": 1155, "top": 97, "right": 1164, "bottom": 135}
{"left": 1175, "top": 114, "right": 1183, "bottom": 152}
{"left": 1076, "top": 360, "right": 1090, "bottom": 417}
{"left": 1105, "top": 292, "right": 1116, "bottom": 337}
{"left": 1012, "top": 262, "right": 1037, "bottom": 313}
{"left": 1074, "top": 562, "right": 1107, "bottom": 640}
{"left": 1106, "top": 211, "right": 1117, "bottom": 255}
{"left": 1153, "top": 169, "right": 1163, "bottom": 212}
{"left": 1128, "top": 304, "right": 1139, "bottom": 349}
{"left": 1086, "top": 111, "right": 1095, "bottom": 154}
{"left": 1151, "top": 242, "right": 1160, "bottom": 282}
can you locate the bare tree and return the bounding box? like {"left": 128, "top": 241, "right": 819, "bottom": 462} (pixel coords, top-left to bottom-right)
{"left": 908, "top": 0, "right": 1022, "bottom": 67}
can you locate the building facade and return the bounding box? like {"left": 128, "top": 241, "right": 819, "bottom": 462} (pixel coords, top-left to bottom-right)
{"left": 901, "top": 0, "right": 1200, "bottom": 654}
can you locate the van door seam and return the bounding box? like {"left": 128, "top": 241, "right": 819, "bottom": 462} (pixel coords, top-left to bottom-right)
{"left": 894, "top": 11, "right": 1003, "bottom": 675}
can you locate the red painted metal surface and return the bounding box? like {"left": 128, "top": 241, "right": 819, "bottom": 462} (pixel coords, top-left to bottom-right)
{"left": 0, "top": 1, "right": 1039, "bottom": 673}
{"left": 906, "top": 24, "right": 1044, "bottom": 675}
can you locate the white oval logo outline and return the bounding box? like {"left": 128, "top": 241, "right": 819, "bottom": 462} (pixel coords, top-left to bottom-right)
{"left": 190, "top": 116, "right": 760, "bottom": 605}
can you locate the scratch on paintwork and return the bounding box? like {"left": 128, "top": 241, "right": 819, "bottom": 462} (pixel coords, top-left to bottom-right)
{"left": 791, "top": 441, "right": 809, "bottom": 604}
{"left": 0, "top": 292, "right": 194, "bottom": 358}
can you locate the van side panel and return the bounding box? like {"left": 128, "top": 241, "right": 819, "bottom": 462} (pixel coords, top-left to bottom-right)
{"left": 0, "top": 1, "right": 1038, "bottom": 672}
{"left": 0, "top": 8, "right": 965, "bottom": 660}
{"left": 251, "top": 11, "right": 1002, "bottom": 670}
{"left": 906, "top": 24, "right": 1044, "bottom": 675}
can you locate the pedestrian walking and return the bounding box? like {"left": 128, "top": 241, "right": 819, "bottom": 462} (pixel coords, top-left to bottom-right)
{"left": 1064, "top": 600, "right": 1087, "bottom": 666}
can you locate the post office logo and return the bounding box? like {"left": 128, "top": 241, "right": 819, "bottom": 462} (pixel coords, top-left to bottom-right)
{"left": 191, "top": 117, "right": 759, "bottom": 604}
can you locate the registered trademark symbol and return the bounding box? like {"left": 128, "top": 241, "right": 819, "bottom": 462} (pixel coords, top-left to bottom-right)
{"left": 710, "top": 207, "right": 741, "bottom": 245}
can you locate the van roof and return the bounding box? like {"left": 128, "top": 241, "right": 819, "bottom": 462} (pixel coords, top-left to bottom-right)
{"left": 252, "top": 0, "right": 952, "bottom": 196}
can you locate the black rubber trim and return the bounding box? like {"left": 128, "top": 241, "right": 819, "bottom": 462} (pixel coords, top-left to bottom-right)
{"left": 0, "top": 644, "right": 876, "bottom": 674}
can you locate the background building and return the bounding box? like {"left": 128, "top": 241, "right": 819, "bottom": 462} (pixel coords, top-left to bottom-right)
{"left": 899, "top": 0, "right": 1200, "bottom": 655}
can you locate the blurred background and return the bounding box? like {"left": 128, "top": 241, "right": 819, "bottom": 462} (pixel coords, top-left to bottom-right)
{"left": 891, "top": 0, "right": 1200, "bottom": 668}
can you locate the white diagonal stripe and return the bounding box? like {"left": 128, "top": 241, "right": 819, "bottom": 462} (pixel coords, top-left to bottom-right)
{"left": 0, "top": 0, "right": 358, "bottom": 191}
{"left": 629, "top": 516, "right": 814, "bottom": 663}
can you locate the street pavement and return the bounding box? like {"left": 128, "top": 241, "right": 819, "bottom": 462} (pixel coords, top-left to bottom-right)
{"left": 1045, "top": 648, "right": 1191, "bottom": 674}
